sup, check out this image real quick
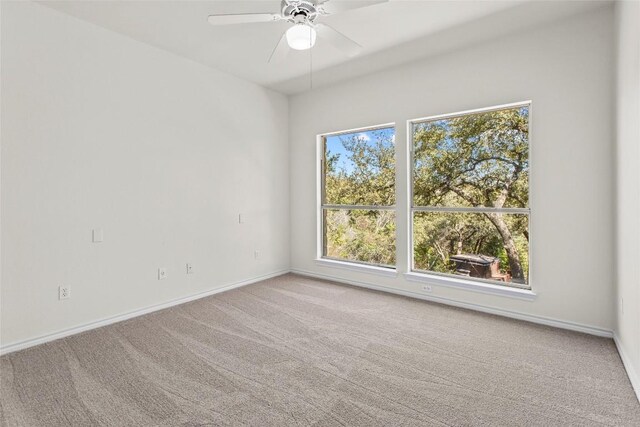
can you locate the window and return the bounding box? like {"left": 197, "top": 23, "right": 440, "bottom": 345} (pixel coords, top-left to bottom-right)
{"left": 410, "top": 103, "right": 530, "bottom": 288}
{"left": 320, "top": 125, "right": 396, "bottom": 268}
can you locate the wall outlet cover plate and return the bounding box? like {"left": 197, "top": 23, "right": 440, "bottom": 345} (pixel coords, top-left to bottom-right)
{"left": 59, "top": 285, "right": 70, "bottom": 300}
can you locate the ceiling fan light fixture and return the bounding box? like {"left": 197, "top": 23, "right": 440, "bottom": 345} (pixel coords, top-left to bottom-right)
{"left": 286, "top": 24, "right": 317, "bottom": 50}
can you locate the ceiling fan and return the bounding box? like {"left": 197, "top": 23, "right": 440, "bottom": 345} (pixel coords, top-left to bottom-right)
{"left": 208, "top": 0, "right": 388, "bottom": 62}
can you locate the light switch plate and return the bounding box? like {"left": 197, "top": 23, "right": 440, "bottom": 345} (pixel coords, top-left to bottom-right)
{"left": 158, "top": 268, "right": 167, "bottom": 280}
{"left": 186, "top": 263, "right": 193, "bottom": 274}
{"left": 92, "top": 228, "right": 104, "bottom": 243}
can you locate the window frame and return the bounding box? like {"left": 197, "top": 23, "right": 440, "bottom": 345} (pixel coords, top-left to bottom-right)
{"left": 317, "top": 123, "right": 397, "bottom": 271}
{"left": 407, "top": 101, "right": 533, "bottom": 290}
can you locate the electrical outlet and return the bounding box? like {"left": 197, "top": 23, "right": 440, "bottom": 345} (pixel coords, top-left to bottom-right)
{"left": 186, "top": 263, "right": 193, "bottom": 274}
{"left": 158, "top": 267, "right": 167, "bottom": 280}
{"left": 59, "top": 285, "right": 70, "bottom": 300}
{"left": 422, "top": 285, "right": 432, "bottom": 293}
{"left": 254, "top": 250, "right": 260, "bottom": 260}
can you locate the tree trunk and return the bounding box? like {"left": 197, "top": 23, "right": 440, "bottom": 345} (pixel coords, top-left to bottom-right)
{"left": 434, "top": 241, "right": 448, "bottom": 265}
{"left": 484, "top": 212, "right": 525, "bottom": 282}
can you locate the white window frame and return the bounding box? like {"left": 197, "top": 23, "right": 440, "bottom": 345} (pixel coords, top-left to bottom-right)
{"left": 316, "top": 123, "right": 398, "bottom": 275}
{"left": 406, "top": 101, "right": 533, "bottom": 292}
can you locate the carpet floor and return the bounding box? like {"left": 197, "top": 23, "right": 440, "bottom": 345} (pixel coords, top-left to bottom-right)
{"left": 1, "top": 273, "right": 639, "bottom": 426}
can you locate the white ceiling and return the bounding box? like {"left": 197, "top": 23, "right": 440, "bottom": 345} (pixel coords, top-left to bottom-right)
{"left": 40, "top": 0, "right": 609, "bottom": 94}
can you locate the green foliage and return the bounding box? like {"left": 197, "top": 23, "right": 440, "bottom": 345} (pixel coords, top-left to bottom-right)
{"left": 412, "top": 212, "right": 529, "bottom": 281}
{"left": 324, "top": 130, "right": 396, "bottom": 266}
{"left": 323, "top": 107, "right": 530, "bottom": 286}
{"left": 412, "top": 106, "right": 530, "bottom": 284}
{"left": 325, "top": 210, "right": 395, "bottom": 266}
{"left": 325, "top": 131, "right": 395, "bottom": 206}
{"left": 413, "top": 107, "right": 529, "bottom": 208}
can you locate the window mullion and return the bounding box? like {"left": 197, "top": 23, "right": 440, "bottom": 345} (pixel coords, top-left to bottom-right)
{"left": 411, "top": 206, "right": 529, "bottom": 214}
{"left": 322, "top": 205, "right": 395, "bottom": 211}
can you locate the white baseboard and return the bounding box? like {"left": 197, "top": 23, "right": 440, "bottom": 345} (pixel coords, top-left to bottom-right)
{"left": 614, "top": 334, "right": 640, "bottom": 403}
{"left": 0, "top": 269, "right": 289, "bottom": 356}
{"left": 291, "top": 268, "right": 614, "bottom": 338}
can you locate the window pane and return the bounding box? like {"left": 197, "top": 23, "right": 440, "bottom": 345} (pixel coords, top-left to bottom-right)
{"left": 324, "top": 209, "right": 395, "bottom": 267}
{"left": 324, "top": 127, "right": 395, "bottom": 206}
{"left": 413, "top": 212, "right": 529, "bottom": 286}
{"left": 413, "top": 106, "right": 529, "bottom": 208}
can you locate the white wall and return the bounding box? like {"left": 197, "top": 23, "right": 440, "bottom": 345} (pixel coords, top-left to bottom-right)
{"left": 615, "top": 0, "right": 640, "bottom": 398}
{"left": 0, "top": 1, "right": 289, "bottom": 348}
{"left": 289, "top": 6, "right": 616, "bottom": 332}
{"left": 0, "top": 1, "right": 624, "bottom": 353}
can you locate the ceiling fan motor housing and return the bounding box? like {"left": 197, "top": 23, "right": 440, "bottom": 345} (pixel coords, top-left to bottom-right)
{"left": 281, "top": 0, "right": 319, "bottom": 24}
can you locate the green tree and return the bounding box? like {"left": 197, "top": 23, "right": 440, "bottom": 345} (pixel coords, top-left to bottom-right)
{"left": 325, "top": 131, "right": 395, "bottom": 206}
{"left": 413, "top": 107, "right": 529, "bottom": 282}
{"left": 324, "top": 130, "right": 396, "bottom": 266}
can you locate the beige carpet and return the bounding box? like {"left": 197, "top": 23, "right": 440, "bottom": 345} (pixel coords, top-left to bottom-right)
{"left": 1, "top": 273, "right": 638, "bottom": 426}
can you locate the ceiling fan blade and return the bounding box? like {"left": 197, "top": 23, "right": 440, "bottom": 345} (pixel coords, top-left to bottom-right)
{"left": 314, "top": 23, "right": 362, "bottom": 57}
{"left": 317, "top": 0, "right": 388, "bottom": 15}
{"left": 207, "top": 13, "right": 280, "bottom": 26}
{"left": 268, "top": 30, "right": 290, "bottom": 63}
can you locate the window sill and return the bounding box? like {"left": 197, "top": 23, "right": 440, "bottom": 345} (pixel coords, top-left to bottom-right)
{"left": 404, "top": 272, "right": 537, "bottom": 301}
{"left": 315, "top": 258, "right": 398, "bottom": 278}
